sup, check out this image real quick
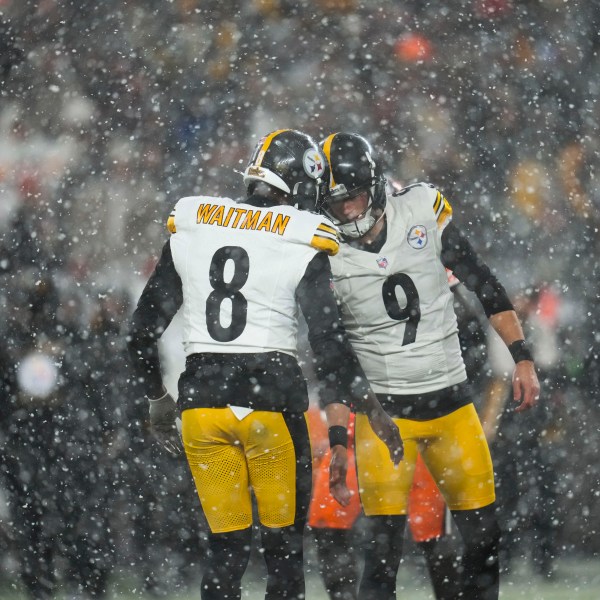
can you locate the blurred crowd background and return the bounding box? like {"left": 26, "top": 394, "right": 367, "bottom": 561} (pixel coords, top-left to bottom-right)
{"left": 1, "top": 0, "right": 599, "bottom": 598}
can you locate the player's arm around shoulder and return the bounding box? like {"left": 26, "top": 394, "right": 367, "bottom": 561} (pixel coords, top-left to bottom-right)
{"left": 297, "top": 209, "right": 340, "bottom": 256}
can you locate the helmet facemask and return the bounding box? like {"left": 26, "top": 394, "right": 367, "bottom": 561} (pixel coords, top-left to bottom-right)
{"left": 322, "top": 180, "right": 386, "bottom": 239}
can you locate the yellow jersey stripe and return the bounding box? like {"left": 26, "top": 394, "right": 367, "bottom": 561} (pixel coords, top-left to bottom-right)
{"left": 315, "top": 230, "right": 339, "bottom": 245}
{"left": 167, "top": 214, "right": 176, "bottom": 233}
{"left": 311, "top": 234, "right": 339, "bottom": 256}
{"left": 437, "top": 198, "right": 453, "bottom": 228}
{"left": 317, "top": 222, "right": 338, "bottom": 236}
{"left": 256, "top": 129, "right": 290, "bottom": 166}
{"left": 433, "top": 191, "right": 442, "bottom": 214}
{"left": 321, "top": 134, "right": 338, "bottom": 188}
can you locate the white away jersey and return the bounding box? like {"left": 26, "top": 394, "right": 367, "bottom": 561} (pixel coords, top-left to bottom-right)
{"left": 167, "top": 195, "right": 339, "bottom": 356}
{"left": 330, "top": 182, "right": 467, "bottom": 395}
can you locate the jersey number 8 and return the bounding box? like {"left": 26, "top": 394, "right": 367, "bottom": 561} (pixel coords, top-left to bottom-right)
{"left": 206, "top": 246, "right": 249, "bottom": 342}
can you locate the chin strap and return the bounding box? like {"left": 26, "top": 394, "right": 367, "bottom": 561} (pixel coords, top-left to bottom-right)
{"left": 339, "top": 206, "right": 385, "bottom": 240}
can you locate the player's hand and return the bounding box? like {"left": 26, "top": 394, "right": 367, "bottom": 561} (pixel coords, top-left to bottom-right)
{"left": 513, "top": 361, "right": 540, "bottom": 412}
{"left": 329, "top": 445, "right": 352, "bottom": 506}
{"left": 368, "top": 406, "right": 403, "bottom": 466}
{"left": 147, "top": 392, "right": 184, "bottom": 455}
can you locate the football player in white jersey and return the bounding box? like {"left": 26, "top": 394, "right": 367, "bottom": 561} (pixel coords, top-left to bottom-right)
{"left": 318, "top": 132, "right": 540, "bottom": 600}
{"left": 128, "top": 129, "right": 402, "bottom": 600}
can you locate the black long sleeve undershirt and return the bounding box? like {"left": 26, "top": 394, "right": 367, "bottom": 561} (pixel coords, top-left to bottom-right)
{"left": 441, "top": 222, "right": 513, "bottom": 317}
{"left": 128, "top": 240, "right": 182, "bottom": 398}
{"left": 297, "top": 252, "right": 372, "bottom": 408}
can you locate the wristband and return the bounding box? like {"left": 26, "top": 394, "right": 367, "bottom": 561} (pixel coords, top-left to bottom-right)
{"left": 328, "top": 426, "right": 348, "bottom": 449}
{"left": 508, "top": 340, "right": 534, "bottom": 363}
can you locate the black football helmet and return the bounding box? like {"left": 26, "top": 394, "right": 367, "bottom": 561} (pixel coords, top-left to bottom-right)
{"left": 243, "top": 129, "right": 328, "bottom": 210}
{"left": 319, "top": 132, "right": 387, "bottom": 238}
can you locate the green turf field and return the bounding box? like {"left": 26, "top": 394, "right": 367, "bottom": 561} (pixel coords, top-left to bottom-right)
{"left": 2, "top": 554, "right": 599, "bottom": 599}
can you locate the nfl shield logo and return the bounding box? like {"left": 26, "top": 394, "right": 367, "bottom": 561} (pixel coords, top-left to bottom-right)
{"left": 376, "top": 257, "right": 388, "bottom": 269}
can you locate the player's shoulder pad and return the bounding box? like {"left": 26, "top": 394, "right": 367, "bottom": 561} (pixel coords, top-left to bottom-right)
{"left": 392, "top": 182, "right": 452, "bottom": 228}
{"left": 291, "top": 209, "right": 340, "bottom": 256}
{"left": 311, "top": 214, "right": 340, "bottom": 256}
{"left": 166, "top": 196, "right": 233, "bottom": 234}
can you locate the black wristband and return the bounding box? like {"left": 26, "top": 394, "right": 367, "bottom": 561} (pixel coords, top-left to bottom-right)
{"left": 328, "top": 425, "right": 348, "bottom": 448}
{"left": 508, "top": 339, "right": 534, "bottom": 363}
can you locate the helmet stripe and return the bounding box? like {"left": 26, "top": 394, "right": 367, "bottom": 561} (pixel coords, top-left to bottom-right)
{"left": 321, "top": 133, "right": 338, "bottom": 188}
{"left": 256, "top": 129, "right": 290, "bottom": 166}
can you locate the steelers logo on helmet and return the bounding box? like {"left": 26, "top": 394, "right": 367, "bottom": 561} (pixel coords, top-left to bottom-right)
{"left": 303, "top": 148, "right": 326, "bottom": 180}
{"left": 242, "top": 129, "right": 327, "bottom": 211}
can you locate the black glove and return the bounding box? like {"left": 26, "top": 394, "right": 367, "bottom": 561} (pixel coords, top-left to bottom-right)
{"left": 147, "top": 391, "right": 183, "bottom": 456}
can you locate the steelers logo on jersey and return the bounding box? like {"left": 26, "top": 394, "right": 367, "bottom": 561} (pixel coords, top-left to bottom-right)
{"left": 407, "top": 225, "right": 428, "bottom": 249}
{"left": 303, "top": 149, "right": 326, "bottom": 179}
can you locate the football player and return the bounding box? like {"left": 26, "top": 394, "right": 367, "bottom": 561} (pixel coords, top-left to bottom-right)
{"left": 128, "top": 129, "right": 402, "bottom": 600}
{"left": 317, "top": 132, "right": 540, "bottom": 600}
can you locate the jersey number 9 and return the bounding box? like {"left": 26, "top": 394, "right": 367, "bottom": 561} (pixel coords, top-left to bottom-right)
{"left": 382, "top": 273, "right": 421, "bottom": 345}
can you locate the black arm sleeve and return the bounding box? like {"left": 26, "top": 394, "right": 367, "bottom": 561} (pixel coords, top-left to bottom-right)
{"left": 127, "top": 240, "right": 183, "bottom": 398}
{"left": 296, "top": 252, "right": 371, "bottom": 409}
{"left": 441, "top": 222, "right": 514, "bottom": 317}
